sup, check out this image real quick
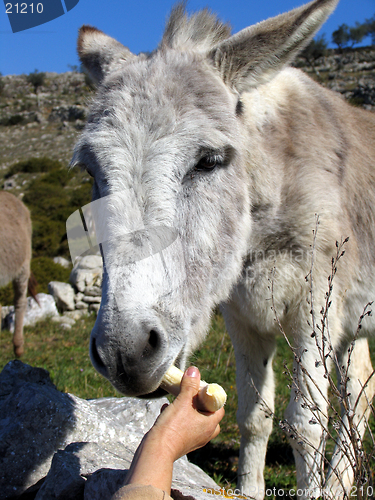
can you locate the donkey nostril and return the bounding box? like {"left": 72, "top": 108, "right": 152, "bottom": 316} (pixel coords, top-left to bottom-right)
{"left": 142, "top": 329, "right": 160, "bottom": 357}
{"left": 149, "top": 329, "right": 159, "bottom": 349}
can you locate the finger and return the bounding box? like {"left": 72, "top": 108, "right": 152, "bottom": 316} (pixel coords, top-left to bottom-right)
{"left": 215, "top": 406, "right": 225, "bottom": 421}
{"left": 198, "top": 403, "right": 226, "bottom": 418}
{"left": 205, "top": 408, "right": 225, "bottom": 439}
{"left": 160, "top": 403, "right": 169, "bottom": 413}
{"left": 211, "top": 423, "right": 221, "bottom": 440}
{"left": 178, "top": 366, "right": 201, "bottom": 399}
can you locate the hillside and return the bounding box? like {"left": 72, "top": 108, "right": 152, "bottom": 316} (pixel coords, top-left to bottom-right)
{"left": 0, "top": 71, "right": 90, "bottom": 172}
{"left": 1, "top": 45, "right": 375, "bottom": 186}
{"left": 294, "top": 45, "right": 375, "bottom": 108}
{"left": 0, "top": 72, "right": 94, "bottom": 270}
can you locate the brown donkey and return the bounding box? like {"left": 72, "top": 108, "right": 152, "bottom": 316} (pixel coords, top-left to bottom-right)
{"left": 0, "top": 191, "right": 36, "bottom": 357}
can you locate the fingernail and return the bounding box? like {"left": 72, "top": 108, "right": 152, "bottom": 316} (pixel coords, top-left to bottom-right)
{"left": 185, "top": 366, "right": 199, "bottom": 378}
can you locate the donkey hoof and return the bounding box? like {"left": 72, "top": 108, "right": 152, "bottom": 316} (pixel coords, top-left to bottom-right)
{"left": 14, "top": 345, "right": 24, "bottom": 358}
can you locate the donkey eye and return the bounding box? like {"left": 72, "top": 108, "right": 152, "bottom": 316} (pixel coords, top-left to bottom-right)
{"left": 196, "top": 155, "right": 221, "bottom": 171}
{"left": 86, "top": 168, "right": 94, "bottom": 178}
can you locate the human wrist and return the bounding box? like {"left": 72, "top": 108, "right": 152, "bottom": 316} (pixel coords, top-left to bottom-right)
{"left": 125, "top": 430, "right": 174, "bottom": 492}
{"left": 142, "top": 425, "right": 179, "bottom": 463}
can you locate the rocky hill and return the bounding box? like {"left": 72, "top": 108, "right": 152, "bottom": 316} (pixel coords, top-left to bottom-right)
{"left": 294, "top": 45, "right": 375, "bottom": 108}
{"left": 0, "top": 72, "right": 95, "bottom": 304}
{"left": 0, "top": 71, "right": 90, "bottom": 175}
{"left": 1, "top": 45, "right": 375, "bottom": 191}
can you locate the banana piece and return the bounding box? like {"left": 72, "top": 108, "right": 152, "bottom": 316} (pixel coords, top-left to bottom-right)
{"left": 160, "top": 365, "right": 227, "bottom": 412}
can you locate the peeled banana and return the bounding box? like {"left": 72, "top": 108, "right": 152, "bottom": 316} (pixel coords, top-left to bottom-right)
{"left": 160, "top": 365, "right": 227, "bottom": 412}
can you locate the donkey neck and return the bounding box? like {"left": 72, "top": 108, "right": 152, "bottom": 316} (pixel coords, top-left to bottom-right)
{"left": 240, "top": 67, "right": 353, "bottom": 255}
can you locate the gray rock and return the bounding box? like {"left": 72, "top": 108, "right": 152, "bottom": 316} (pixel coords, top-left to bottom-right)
{"left": 3, "top": 177, "right": 18, "bottom": 190}
{"left": 50, "top": 315, "right": 71, "bottom": 324}
{"left": 84, "top": 469, "right": 128, "bottom": 500}
{"left": 53, "top": 256, "right": 71, "bottom": 268}
{"left": 63, "top": 310, "right": 89, "bottom": 321}
{"left": 83, "top": 295, "right": 101, "bottom": 303}
{"left": 84, "top": 285, "right": 102, "bottom": 297}
{"left": 0, "top": 359, "right": 53, "bottom": 401}
{"left": 34, "top": 449, "right": 86, "bottom": 500}
{"left": 0, "top": 362, "right": 76, "bottom": 498}
{"left": 69, "top": 256, "right": 103, "bottom": 294}
{"left": 89, "top": 303, "right": 101, "bottom": 313}
{"left": 2, "top": 293, "right": 58, "bottom": 332}
{"left": 0, "top": 305, "right": 11, "bottom": 323}
{"left": 36, "top": 442, "right": 131, "bottom": 500}
{"left": 0, "top": 362, "right": 150, "bottom": 498}
{"left": 88, "top": 396, "right": 163, "bottom": 436}
{"left": 48, "top": 281, "right": 75, "bottom": 311}
{"left": 0, "top": 361, "right": 219, "bottom": 500}
{"left": 70, "top": 267, "right": 103, "bottom": 293}
{"left": 73, "top": 255, "right": 103, "bottom": 270}
{"left": 75, "top": 301, "right": 89, "bottom": 310}
{"left": 80, "top": 448, "right": 219, "bottom": 500}
{"left": 171, "top": 460, "right": 220, "bottom": 500}
{"left": 83, "top": 460, "right": 220, "bottom": 500}
{"left": 74, "top": 292, "right": 84, "bottom": 303}
{"left": 51, "top": 315, "right": 76, "bottom": 330}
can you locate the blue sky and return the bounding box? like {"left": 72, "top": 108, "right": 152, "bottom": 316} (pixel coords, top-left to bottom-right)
{"left": 1, "top": 0, "right": 374, "bottom": 76}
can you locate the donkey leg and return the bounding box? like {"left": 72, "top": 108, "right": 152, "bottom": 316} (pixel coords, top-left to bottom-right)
{"left": 12, "top": 265, "right": 29, "bottom": 357}
{"left": 284, "top": 337, "right": 332, "bottom": 499}
{"left": 225, "top": 312, "right": 277, "bottom": 500}
{"left": 326, "top": 337, "right": 375, "bottom": 498}
{"left": 236, "top": 335, "right": 277, "bottom": 499}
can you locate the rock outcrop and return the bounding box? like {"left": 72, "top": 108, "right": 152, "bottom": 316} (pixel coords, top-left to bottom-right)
{"left": 0, "top": 360, "right": 219, "bottom": 500}
{"left": 1, "top": 256, "right": 103, "bottom": 331}
{"left": 1, "top": 293, "right": 58, "bottom": 332}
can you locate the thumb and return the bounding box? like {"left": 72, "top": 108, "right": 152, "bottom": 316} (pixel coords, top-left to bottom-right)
{"left": 178, "top": 366, "right": 201, "bottom": 398}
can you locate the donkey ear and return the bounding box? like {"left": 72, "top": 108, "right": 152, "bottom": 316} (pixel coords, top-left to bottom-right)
{"left": 77, "top": 26, "right": 136, "bottom": 84}
{"left": 208, "top": 0, "right": 338, "bottom": 92}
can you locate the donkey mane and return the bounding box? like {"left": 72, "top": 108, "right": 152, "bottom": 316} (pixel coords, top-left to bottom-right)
{"left": 160, "top": 2, "right": 232, "bottom": 52}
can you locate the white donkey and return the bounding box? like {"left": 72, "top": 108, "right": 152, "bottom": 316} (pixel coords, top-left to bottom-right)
{"left": 72, "top": 0, "right": 375, "bottom": 497}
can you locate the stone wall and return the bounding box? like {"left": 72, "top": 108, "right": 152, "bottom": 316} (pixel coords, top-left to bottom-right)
{"left": 1, "top": 255, "right": 103, "bottom": 331}
{"left": 49, "top": 255, "right": 103, "bottom": 317}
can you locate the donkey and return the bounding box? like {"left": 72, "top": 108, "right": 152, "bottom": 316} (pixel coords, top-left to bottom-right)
{"left": 72, "top": 0, "right": 375, "bottom": 497}
{"left": 0, "top": 191, "right": 36, "bottom": 357}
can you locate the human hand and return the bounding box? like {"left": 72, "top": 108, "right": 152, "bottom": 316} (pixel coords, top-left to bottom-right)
{"left": 147, "top": 366, "right": 225, "bottom": 462}
{"left": 123, "top": 366, "right": 225, "bottom": 494}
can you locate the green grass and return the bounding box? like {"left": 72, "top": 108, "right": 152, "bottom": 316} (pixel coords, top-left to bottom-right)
{"left": 0, "top": 315, "right": 118, "bottom": 399}
{"left": 0, "top": 311, "right": 374, "bottom": 497}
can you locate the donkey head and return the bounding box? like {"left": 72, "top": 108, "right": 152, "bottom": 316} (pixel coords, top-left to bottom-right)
{"left": 72, "top": 0, "right": 338, "bottom": 396}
